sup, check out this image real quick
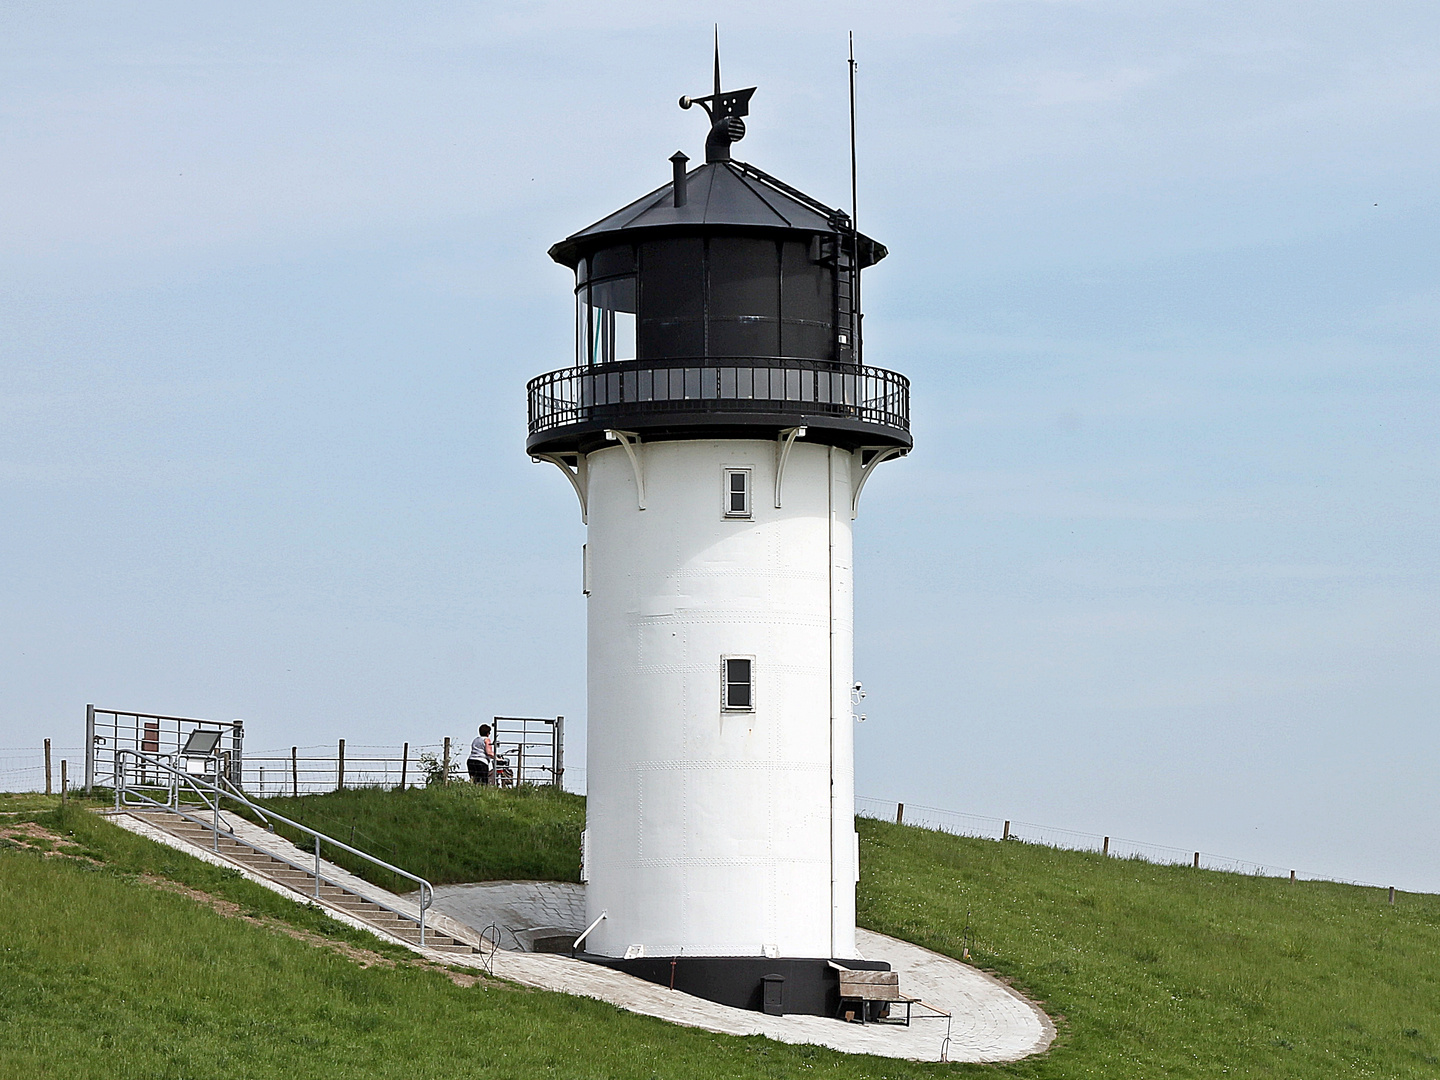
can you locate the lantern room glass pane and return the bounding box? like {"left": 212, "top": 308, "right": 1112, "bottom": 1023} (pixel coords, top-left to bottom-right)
{"left": 578, "top": 275, "right": 637, "bottom": 366}
{"left": 590, "top": 245, "right": 634, "bottom": 279}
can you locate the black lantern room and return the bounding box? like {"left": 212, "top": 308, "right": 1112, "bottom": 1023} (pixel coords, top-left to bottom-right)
{"left": 526, "top": 69, "right": 911, "bottom": 459}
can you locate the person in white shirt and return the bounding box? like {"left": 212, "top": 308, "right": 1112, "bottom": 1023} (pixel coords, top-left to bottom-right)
{"left": 467, "top": 724, "right": 494, "bottom": 785}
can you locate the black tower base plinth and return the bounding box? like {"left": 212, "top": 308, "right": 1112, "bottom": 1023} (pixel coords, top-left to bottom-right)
{"left": 576, "top": 953, "right": 890, "bottom": 1017}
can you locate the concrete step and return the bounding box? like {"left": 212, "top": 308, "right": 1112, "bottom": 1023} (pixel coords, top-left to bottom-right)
{"left": 129, "top": 810, "right": 474, "bottom": 949}
{"left": 165, "top": 829, "right": 216, "bottom": 846}
{"left": 327, "top": 894, "right": 389, "bottom": 910}
{"left": 236, "top": 854, "right": 298, "bottom": 871}
{"left": 389, "top": 928, "right": 463, "bottom": 946}
{"left": 329, "top": 902, "right": 413, "bottom": 926}
{"left": 270, "top": 875, "right": 321, "bottom": 889}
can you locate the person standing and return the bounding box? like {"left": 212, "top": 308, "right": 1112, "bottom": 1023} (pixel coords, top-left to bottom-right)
{"left": 467, "top": 724, "right": 494, "bottom": 785}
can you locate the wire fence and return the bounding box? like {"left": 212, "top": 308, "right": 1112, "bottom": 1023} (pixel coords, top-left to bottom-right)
{"left": 1, "top": 736, "right": 1390, "bottom": 893}
{"left": 855, "top": 796, "right": 1395, "bottom": 892}
{"left": 243, "top": 726, "right": 566, "bottom": 795}
{"left": 243, "top": 743, "right": 447, "bottom": 796}
{"left": 0, "top": 746, "right": 84, "bottom": 793}
{"left": 5, "top": 738, "right": 584, "bottom": 796}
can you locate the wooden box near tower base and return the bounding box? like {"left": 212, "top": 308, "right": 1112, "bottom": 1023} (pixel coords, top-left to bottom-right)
{"left": 838, "top": 969, "right": 912, "bottom": 1025}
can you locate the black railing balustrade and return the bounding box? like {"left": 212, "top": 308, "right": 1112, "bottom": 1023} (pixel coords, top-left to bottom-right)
{"left": 527, "top": 356, "right": 910, "bottom": 437}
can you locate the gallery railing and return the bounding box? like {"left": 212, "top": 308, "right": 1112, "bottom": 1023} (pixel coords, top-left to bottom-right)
{"left": 527, "top": 357, "right": 910, "bottom": 436}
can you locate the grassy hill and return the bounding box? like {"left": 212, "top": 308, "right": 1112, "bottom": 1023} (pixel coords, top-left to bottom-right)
{"left": 3, "top": 788, "right": 1438, "bottom": 1078}
{"left": 250, "top": 784, "right": 584, "bottom": 887}
{"left": 858, "top": 817, "right": 1440, "bottom": 1077}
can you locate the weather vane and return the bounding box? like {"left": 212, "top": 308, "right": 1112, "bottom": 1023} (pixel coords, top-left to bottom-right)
{"left": 679, "top": 29, "right": 756, "bottom": 163}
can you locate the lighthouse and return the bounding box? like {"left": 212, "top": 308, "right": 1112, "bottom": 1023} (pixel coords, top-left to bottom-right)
{"left": 526, "top": 58, "right": 911, "bottom": 1016}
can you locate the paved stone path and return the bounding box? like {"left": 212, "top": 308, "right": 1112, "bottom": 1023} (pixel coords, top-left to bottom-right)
{"left": 422, "top": 880, "right": 1054, "bottom": 1063}
{"left": 429, "top": 880, "right": 585, "bottom": 951}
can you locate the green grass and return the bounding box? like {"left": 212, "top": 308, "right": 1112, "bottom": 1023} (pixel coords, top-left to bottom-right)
{"left": 250, "top": 783, "right": 584, "bottom": 888}
{"left": 2, "top": 796, "right": 413, "bottom": 961}
{"left": 0, "top": 791, "right": 70, "bottom": 814}
{"left": 4, "top": 788, "right": 1439, "bottom": 1077}
{"left": 0, "top": 834, "right": 930, "bottom": 1079}
{"left": 858, "top": 817, "right": 1440, "bottom": 1078}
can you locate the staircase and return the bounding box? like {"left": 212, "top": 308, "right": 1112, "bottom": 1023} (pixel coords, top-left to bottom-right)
{"left": 129, "top": 809, "right": 477, "bottom": 954}
{"left": 109, "top": 746, "right": 480, "bottom": 958}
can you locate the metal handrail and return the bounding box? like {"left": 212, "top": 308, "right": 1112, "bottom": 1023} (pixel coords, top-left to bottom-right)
{"left": 114, "top": 748, "right": 435, "bottom": 944}
{"left": 527, "top": 356, "right": 910, "bottom": 436}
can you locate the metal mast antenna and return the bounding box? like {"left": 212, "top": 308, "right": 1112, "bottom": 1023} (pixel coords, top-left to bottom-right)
{"left": 848, "top": 32, "right": 861, "bottom": 365}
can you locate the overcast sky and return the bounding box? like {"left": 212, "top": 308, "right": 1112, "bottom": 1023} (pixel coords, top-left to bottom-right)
{"left": 3, "top": 2, "right": 1436, "bottom": 891}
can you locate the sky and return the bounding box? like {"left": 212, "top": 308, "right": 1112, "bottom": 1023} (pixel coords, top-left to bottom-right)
{"left": 2, "top": 2, "right": 1437, "bottom": 890}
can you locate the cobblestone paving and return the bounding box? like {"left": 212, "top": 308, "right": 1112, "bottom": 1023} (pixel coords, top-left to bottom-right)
{"left": 428, "top": 880, "right": 585, "bottom": 950}
{"left": 429, "top": 880, "right": 1053, "bottom": 1063}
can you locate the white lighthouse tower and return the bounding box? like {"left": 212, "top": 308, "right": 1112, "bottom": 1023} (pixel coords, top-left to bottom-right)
{"left": 526, "top": 63, "right": 910, "bottom": 1015}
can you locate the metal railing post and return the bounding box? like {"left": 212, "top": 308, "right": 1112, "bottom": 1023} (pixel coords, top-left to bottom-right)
{"left": 314, "top": 835, "right": 321, "bottom": 899}
{"left": 84, "top": 703, "right": 95, "bottom": 794}
{"left": 553, "top": 716, "right": 564, "bottom": 789}
{"left": 231, "top": 720, "right": 244, "bottom": 790}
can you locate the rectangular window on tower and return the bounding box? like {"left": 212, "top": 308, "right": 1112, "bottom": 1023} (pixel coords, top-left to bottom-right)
{"left": 723, "top": 468, "right": 751, "bottom": 518}
{"left": 722, "top": 657, "right": 754, "bottom": 711}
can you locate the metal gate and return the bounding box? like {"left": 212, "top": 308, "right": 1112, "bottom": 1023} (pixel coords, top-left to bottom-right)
{"left": 491, "top": 716, "right": 564, "bottom": 788}
{"left": 85, "top": 704, "right": 243, "bottom": 794}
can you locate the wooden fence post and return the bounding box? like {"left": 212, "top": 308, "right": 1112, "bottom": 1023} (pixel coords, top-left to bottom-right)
{"left": 1193, "top": 852, "right": 1200, "bottom": 868}
{"left": 1002, "top": 820, "right": 1010, "bottom": 841}
{"left": 895, "top": 802, "right": 904, "bottom": 825}
{"left": 291, "top": 747, "right": 298, "bottom": 797}
{"left": 1389, "top": 886, "right": 1396, "bottom": 905}
{"left": 443, "top": 737, "right": 451, "bottom": 785}
{"left": 1102, "top": 836, "right": 1109, "bottom": 856}
{"left": 400, "top": 742, "right": 409, "bottom": 790}
{"left": 337, "top": 739, "right": 345, "bottom": 790}
{"left": 1290, "top": 870, "right": 1296, "bottom": 883}
{"left": 60, "top": 760, "right": 68, "bottom": 805}
{"left": 44, "top": 739, "right": 52, "bottom": 796}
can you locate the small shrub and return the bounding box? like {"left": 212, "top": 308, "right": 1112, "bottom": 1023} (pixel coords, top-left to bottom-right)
{"left": 414, "top": 750, "right": 463, "bottom": 788}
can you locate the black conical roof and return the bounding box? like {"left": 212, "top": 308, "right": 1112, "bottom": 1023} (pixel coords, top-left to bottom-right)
{"left": 548, "top": 159, "right": 886, "bottom": 270}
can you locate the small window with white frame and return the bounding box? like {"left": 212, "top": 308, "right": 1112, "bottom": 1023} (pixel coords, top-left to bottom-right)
{"left": 723, "top": 468, "right": 751, "bottom": 518}
{"left": 722, "top": 656, "right": 754, "bottom": 711}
